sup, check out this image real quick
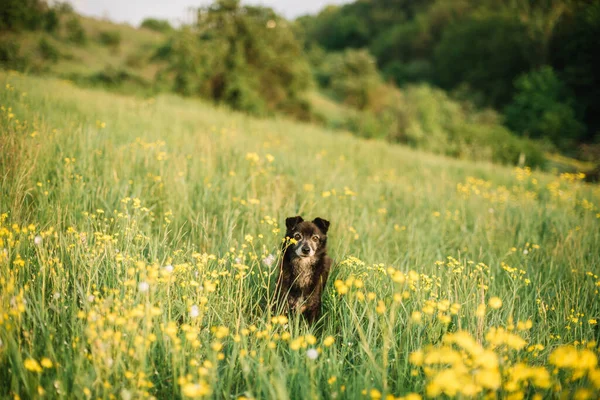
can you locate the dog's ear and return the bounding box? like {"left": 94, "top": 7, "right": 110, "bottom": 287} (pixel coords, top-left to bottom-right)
{"left": 286, "top": 216, "right": 304, "bottom": 230}
{"left": 312, "top": 217, "right": 330, "bottom": 234}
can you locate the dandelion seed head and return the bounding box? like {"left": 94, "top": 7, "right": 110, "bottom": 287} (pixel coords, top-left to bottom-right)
{"left": 306, "top": 348, "right": 319, "bottom": 360}
{"left": 138, "top": 281, "right": 149, "bottom": 292}
{"left": 190, "top": 305, "right": 200, "bottom": 318}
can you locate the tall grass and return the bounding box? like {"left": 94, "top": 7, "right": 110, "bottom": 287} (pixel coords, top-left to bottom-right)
{"left": 1, "top": 71, "right": 599, "bottom": 399}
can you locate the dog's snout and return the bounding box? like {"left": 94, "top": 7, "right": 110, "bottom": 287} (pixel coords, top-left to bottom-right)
{"left": 301, "top": 245, "right": 310, "bottom": 254}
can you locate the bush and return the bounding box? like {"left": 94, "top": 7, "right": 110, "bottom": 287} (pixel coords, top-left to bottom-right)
{"left": 382, "top": 60, "right": 434, "bottom": 86}
{"left": 0, "top": 0, "right": 45, "bottom": 31}
{"left": 66, "top": 17, "right": 87, "bottom": 45}
{"left": 0, "top": 39, "right": 29, "bottom": 70}
{"left": 334, "top": 83, "right": 547, "bottom": 168}
{"left": 504, "top": 66, "right": 585, "bottom": 152}
{"left": 159, "top": 2, "right": 312, "bottom": 116}
{"left": 328, "top": 49, "right": 381, "bottom": 110}
{"left": 38, "top": 37, "right": 60, "bottom": 62}
{"left": 98, "top": 30, "right": 121, "bottom": 50}
{"left": 140, "top": 18, "right": 173, "bottom": 33}
{"left": 43, "top": 9, "right": 59, "bottom": 33}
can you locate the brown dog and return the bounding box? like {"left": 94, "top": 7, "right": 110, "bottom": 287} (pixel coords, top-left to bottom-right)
{"left": 275, "top": 216, "right": 332, "bottom": 324}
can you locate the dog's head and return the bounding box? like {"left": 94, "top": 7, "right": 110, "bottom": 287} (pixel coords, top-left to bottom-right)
{"left": 284, "top": 216, "right": 330, "bottom": 258}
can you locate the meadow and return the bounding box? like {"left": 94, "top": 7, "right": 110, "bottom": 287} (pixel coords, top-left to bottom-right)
{"left": 1, "top": 70, "right": 599, "bottom": 399}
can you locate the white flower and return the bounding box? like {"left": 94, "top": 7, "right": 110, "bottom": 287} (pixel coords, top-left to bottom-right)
{"left": 34, "top": 235, "right": 43, "bottom": 246}
{"left": 53, "top": 292, "right": 60, "bottom": 299}
{"left": 523, "top": 249, "right": 529, "bottom": 255}
{"left": 87, "top": 295, "right": 95, "bottom": 302}
{"left": 163, "top": 264, "right": 174, "bottom": 273}
{"left": 120, "top": 389, "right": 132, "bottom": 400}
{"left": 234, "top": 257, "right": 242, "bottom": 264}
{"left": 138, "top": 281, "right": 149, "bottom": 292}
{"left": 262, "top": 254, "right": 275, "bottom": 267}
{"left": 189, "top": 305, "right": 200, "bottom": 318}
{"left": 306, "top": 348, "right": 319, "bottom": 360}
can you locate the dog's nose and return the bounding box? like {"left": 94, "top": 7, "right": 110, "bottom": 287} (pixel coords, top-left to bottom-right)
{"left": 301, "top": 246, "right": 310, "bottom": 254}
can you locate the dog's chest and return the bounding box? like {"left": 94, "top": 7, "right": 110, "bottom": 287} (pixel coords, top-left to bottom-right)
{"left": 291, "top": 257, "right": 315, "bottom": 288}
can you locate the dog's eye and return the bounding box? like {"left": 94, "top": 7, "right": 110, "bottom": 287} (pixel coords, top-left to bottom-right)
{"left": 293, "top": 233, "right": 302, "bottom": 241}
{"left": 311, "top": 235, "right": 319, "bottom": 242}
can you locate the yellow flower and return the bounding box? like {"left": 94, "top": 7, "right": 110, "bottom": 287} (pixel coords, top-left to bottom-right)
{"left": 370, "top": 389, "right": 382, "bottom": 399}
{"left": 24, "top": 359, "right": 43, "bottom": 372}
{"left": 409, "top": 350, "right": 424, "bottom": 366}
{"left": 376, "top": 301, "right": 386, "bottom": 314}
{"left": 488, "top": 297, "right": 502, "bottom": 309}
{"left": 182, "top": 382, "right": 211, "bottom": 397}
{"left": 411, "top": 311, "right": 422, "bottom": 324}
{"left": 323, "top": 336, "right": 335, "bottom": 347}
{"left": 40, "top": 358, "right": 53, "bottom": 368}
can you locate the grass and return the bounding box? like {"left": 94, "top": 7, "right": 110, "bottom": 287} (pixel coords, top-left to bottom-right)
{"left": 1, "top": 70, "right": 599, "bottom": 399}
{"left": 3, "top": 14, "right": 165, "bottom": 89}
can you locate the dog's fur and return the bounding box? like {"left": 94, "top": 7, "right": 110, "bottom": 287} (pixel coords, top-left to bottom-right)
{"left": 275, "top": 216, "right": 332, "bottom": 324}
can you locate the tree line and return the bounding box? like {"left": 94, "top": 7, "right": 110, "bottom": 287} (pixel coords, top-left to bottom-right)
{"left": 2, "top": 0, "right": 598, "bottom": 171}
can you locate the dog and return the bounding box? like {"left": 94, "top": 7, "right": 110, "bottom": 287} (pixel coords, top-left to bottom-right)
{"left": 275, "top": 216, "right": 332, "bottom": 324}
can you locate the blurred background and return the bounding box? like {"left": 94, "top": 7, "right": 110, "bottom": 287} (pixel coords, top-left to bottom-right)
{"left": 1, "top": 0, "right": 598, "bottom": 177}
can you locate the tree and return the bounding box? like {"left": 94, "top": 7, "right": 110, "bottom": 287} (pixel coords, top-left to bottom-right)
{"left": 434, "top": 13, "right": 533, "bottom": 107}
{"left": 0, "top": 0, "right": 45, "bottom": 31}
{"left": 504, "top": 66, "right": 584, "bottom": 151}
{"left": 329, "top": 49, "right": 381, "bottom": 110}
{"left": 160, "top": 0, "right": 312, "bottom": 116}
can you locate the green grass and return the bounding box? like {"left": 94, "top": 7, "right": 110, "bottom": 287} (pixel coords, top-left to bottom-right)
{"left": 1, "top": 71, "right": 599, "bottom": 399}
{"left": 3, "top": 14, "right": 165, "bottom": 90}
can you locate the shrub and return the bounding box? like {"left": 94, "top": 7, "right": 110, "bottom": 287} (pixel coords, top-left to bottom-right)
{"left": 335, "top": 83, "right": 547, "bottom": 168}
{"left": 43, "top": 9, "right": 59, "bottom": 33}
{"left": 159, "top": 2, "right": 312, "bottom": 116}
{"left": 0, "top": 39, "right": 29, "bottom": 70}
{"left": 38, "top": 37, "right": 60, "bottom": 62}
{"left": 66, "top": 17, "right": 87, "bottom": 45}
{"left": 140, "top": 18, "right": 173, "bottom": 33}
{"left": 329, "top": 49, "right": 381, "bottom": 110}
{"left": 98, "top": 30, "right": 121, "bottom": 50}
{"left": 0, "top": 0, "right": 45, "bottom": 31}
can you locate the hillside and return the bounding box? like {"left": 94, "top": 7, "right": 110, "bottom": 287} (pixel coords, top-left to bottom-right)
{"left": 1, "top": 71, "right": 600, "bottom": 398}
{"left": 1, "top": 13, "right": 166, "bottom": 91}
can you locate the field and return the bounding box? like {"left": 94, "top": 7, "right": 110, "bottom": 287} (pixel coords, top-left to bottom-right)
{"left": 1, "top": 70, "right": 599, "bottom": 399}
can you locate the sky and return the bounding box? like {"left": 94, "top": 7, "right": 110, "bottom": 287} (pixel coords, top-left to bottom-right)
{"left": 70, "top": 0, "right": 352, "bottom": 26}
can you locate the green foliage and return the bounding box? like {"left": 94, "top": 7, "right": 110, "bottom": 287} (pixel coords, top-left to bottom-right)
{"left": 434, "top": 13, "right": 532, "bottom": 108}
{"left": 382, "top": 60, "right": 433, "bottom": 86}
{"left": 38, "top": 37, "right": 60, "bottom": 62}
{"left": 98, "top": 30, "right": 122, "bottom": 50}
{"left": 301, "top": 0, "right": 598, "bottom": 153}
{"left": 43, "top": 8, "right": 60, "bottom": 33}
{"left": 550, "top": 1, "right": 600, "bottom": 143}
{"left": 140, "top": 18, "right": 173, "bottom": 33}
{"left": 504, "top": 67, "right": 585, "bottom": 152}
{"left": 328, "top": 49, "right": 381, "bottom": 110}
{"left": 66, "top": 16, "right": 87, "bottom": 45}
{"left": 326, "top": 84, "right": 547, "bottom": 168}
{"left": 0, "top": 0, "right": 45, "bottom": 31}
{"left": 0, "top": 39, "right": 29, "bottom": 70}
{"left": 159, "top": 0, "right": 312, "bottom": 117}
{"left": 396, "top": 85, "right": 548, "bottom": 166}
{"left": 88, "top": 65, "right": 149, "bottom": 89}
